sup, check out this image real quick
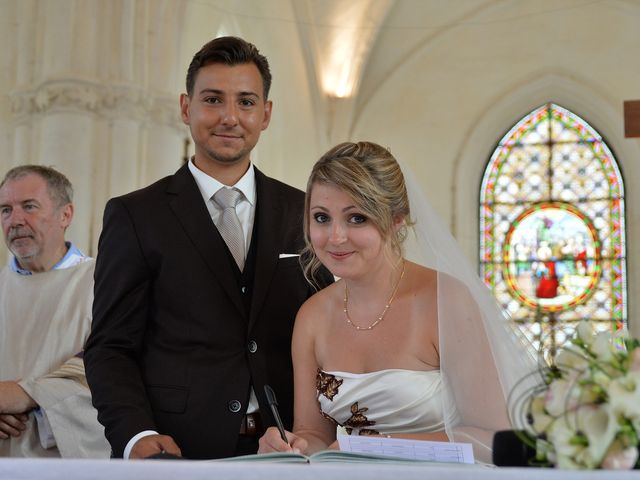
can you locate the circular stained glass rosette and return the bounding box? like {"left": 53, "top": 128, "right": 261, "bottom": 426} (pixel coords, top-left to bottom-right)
{"left": 503, "top": 202, "right": 601, "bottom": 313}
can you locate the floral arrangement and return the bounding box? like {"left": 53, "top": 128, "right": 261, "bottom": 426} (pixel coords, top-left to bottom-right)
{"left": 524, "top": 321, "right": 640, "bottom": 469}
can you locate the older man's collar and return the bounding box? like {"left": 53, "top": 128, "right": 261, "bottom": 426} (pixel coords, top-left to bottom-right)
{"left": 10, "top": 242, "right": 86, "bottom": 275}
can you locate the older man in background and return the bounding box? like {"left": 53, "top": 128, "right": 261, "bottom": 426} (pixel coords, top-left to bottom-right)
{"left": 0, "top": 165, "right": 108, "bottom": 458}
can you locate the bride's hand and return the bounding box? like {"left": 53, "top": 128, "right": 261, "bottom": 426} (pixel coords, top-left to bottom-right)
{"left": 258, "top": 426, "right": 308, "bottom": 454}
{"left": 327, "top": 440, "right": 339, "bottom": 450}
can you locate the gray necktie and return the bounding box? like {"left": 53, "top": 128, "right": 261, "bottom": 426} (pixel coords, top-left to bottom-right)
{"left": 213, "top": 187, "right": 245, "bottom": 271}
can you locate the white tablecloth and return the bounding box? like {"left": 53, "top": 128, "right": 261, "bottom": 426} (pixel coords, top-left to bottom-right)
{"left": 0, "top": 459, "right": 638, "bottom": 480}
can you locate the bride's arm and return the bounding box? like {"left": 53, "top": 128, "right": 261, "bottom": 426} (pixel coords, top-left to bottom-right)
{"left": 290, "top": 298, "right": 338, "bottom": 454}
{"left": 260, "top": 296, "right": 336, "bottom": 455}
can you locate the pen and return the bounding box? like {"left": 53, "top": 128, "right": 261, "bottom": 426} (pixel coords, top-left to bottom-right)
{"left": 264, "top": 384, "right": 289, "bottom": 445}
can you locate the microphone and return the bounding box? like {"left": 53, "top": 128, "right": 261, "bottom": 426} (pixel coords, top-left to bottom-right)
{"left": 492, "top": 430, "right": 537, "bottom": 467}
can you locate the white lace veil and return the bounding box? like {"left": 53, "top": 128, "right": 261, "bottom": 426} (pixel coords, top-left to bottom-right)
{"left": 401, "top": 164, "right": 539, "bottom": 464}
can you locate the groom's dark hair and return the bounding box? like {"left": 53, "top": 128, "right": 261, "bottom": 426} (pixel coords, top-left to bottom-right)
{"left": 185, "top": 36, "right": 272, "bottom": 100}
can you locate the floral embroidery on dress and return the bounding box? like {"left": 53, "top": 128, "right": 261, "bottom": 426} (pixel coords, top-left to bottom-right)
{"left": 316, "top": 371, "right": 379, "bottom": 435}
{"left": 344, "top": 402, "right": 379, "bottom": 436}
{"left": 316, "top": 369, "right": 343, "bottom": 400}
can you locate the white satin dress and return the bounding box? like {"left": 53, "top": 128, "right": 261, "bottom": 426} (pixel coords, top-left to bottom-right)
{"left": 316, "top": 369, "right": 445, "bottom": 435}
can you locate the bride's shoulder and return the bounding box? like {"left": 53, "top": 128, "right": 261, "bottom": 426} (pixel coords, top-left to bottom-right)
{"left": 405, "top": 261, "right": 438, "bottom": 288}
{"left": 297, "top": 281, "right": 341, "bottom": 318}
{"left": 404, "top": 261, "right": 469, "bottom": 292}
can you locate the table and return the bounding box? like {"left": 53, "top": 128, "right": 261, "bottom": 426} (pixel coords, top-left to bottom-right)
{"left": 1, "top": 458, "right": 638, "bottom": 480}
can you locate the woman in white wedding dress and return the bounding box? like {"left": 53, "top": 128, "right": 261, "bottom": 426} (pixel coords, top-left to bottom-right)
{"left": 258, "top": 141, "right": 537, "bottom": 464}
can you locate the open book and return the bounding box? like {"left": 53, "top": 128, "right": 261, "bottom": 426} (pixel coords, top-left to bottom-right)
{"left": 221, "top": 434, "right": 474, "bottom": 465}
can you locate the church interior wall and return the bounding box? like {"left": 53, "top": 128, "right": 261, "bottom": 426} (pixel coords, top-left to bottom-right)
{"left": 349, "top": 0, "right": 640, "bottom": 334}
{"left": 0, "top": 0, "right": 638, "bottom": 332}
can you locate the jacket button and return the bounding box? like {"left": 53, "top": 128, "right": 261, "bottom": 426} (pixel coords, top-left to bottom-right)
{"left": 228, "top": 400, "right": 242, "bottom": 413}
{"left": 248, "top": 340, "right": 258, "bottom": 353}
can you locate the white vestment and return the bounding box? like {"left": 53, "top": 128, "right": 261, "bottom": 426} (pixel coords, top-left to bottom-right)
{"left": 0, "top": 260, "right": 109, "bottom": 458}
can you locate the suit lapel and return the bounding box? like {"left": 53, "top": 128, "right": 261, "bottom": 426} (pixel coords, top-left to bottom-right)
{"left": 166, "top": 164, "right": 245, "bottom": 317}
{"left": 249, "top": 169, "right": 286, "bottom": 330}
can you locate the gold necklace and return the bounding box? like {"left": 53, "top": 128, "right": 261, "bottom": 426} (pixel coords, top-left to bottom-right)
{"left": 343, "top": 261, "right": 405, "bottom": 331}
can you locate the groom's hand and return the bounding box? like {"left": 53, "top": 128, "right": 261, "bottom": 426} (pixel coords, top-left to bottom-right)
{"left": 130, "top": 434, "right": 182, "bottom": 459}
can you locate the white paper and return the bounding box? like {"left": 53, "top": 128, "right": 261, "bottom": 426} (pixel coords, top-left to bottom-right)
{"left": 337, "top": 433, "right": 475, "bottom": 464}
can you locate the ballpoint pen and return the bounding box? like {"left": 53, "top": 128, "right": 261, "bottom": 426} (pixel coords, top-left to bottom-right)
{"left": 264, "top": 384, "right": 290, "bottom": 445}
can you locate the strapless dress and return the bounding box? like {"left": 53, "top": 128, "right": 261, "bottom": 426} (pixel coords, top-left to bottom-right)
{"left": 316, "top": 368, "right": 445, "bottom": 435}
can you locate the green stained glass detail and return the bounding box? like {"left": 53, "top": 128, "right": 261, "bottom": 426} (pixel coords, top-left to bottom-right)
{"left": 479, "top": 103, "right": 626, "bottom": 358}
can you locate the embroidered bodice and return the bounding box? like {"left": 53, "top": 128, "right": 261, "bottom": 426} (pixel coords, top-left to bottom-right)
{"left": 316, "top": 368, "right": 445, "bottom": 435}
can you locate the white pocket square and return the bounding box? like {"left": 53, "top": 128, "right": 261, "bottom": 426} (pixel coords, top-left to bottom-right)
{"left": 279, "top": 253, "right": 300, "bottom": 258}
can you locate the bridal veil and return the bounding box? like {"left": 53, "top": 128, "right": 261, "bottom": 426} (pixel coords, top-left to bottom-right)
{"left": 402, "top": 164, "right": 539, "bottom": 464}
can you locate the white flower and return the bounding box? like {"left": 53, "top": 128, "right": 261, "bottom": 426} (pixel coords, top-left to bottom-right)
{"left": 547, "top": 418, "right": 580, "bottom": 456}
{"left": 591, "top": 332, "right": 614, "bottom": 362}
{"left": 609, "top": 371, "right": 640, "bottom": 420}
{"left": 576, "top": 404, "right": 619, "bottom": 465}
{"left": 527, "top": 325, "right": 640, "bottom": 469}
{"left": 555, "top": 453, "right": 583, "bottom": 469}
{"left": 545, "top": 379, "right": 578, "bottom": 417}
{"left": 574, "top": 447, "right": 599, "bottom": 470}
{"left": 576, "top": 321, "right": 594, "bottom": 345}
{"left": 591, "top": 369, "right": 612, "bottom": 390}
{"left": 547, "top": 419, "right": 587, "bottom": 469}
{"left": 555, "top": 347, "right": 589, "bottom": 372}
{"left": 530, "top": 396, "right": 552, "bottom": 432}
{"left": 601, "top": 442, "right": 638, "bottom": 470}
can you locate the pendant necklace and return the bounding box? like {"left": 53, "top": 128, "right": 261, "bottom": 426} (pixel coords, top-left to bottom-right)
{"left": 343, "top": 261, "right": 405, "bottom": 331}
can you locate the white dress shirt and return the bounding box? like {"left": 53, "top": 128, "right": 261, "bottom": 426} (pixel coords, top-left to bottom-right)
{"left": 188, "top": 158, "right": 256, "bottom": 256}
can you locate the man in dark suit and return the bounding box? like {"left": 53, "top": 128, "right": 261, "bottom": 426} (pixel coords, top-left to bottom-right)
{"left": 84, "top": 36, "right": 331, "bottom": 460}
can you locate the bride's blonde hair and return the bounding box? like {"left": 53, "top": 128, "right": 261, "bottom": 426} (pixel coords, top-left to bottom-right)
{"left": 301, "top": 141, "right": 413, "bottom": 287}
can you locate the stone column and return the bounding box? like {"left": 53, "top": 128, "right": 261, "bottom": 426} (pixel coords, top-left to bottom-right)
{"left": 3, "top": 0, "right": 187, "bottom": 259}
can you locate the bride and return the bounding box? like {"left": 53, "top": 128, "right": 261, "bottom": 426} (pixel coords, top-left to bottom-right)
{"left": 258, "top": 141, "right": 537, "bottom": 464}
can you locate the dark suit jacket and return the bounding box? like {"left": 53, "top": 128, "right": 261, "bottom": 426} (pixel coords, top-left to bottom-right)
{"left": 84, "top": 164, "right": 330, "bottom": 459}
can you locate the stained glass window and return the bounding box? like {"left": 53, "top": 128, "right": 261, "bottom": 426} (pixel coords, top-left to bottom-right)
{"left": 479, "top": 103, "right": 626, "bottom": 358}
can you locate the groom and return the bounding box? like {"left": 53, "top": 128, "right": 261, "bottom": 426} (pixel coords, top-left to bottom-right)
{"left": 84, "top": 36, "right": 331, "bottom": 459}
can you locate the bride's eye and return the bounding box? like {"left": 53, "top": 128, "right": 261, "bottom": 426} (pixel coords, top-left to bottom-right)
{"left": 313, "top": 212, "right": 330, "bottom": 224}
{"left": 349, "top": 214, "right": 367, "bottom": 225}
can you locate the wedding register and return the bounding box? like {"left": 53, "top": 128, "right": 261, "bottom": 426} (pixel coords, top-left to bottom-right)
{"left": 338, "top": 434, "right": 474, "bottom": 464}
{"left": 221, "top": 434, "right": 474, "bottom": 465}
